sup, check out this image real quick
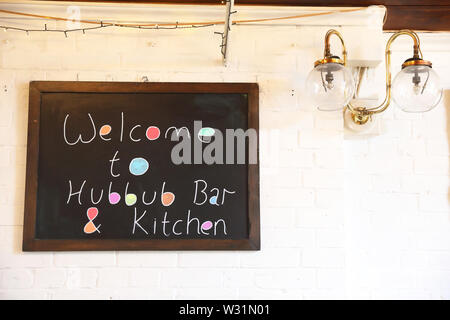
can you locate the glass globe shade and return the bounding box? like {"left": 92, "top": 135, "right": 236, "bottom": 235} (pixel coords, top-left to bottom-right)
{"left": 392, "top": 65, "right": 443, "bottom": 112}
{"left": 306, "top": 63, "right": 355, "bottom": 111}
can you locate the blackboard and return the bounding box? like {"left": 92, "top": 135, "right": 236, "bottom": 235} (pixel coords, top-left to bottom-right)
{"left": 23, "top": 82, "right": 260, "bottom": 251}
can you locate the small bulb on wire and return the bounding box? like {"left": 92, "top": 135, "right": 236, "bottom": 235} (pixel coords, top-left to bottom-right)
{"left": 412, "top": 72, "right": 423, "bottom": 95}
{"left": 325, "top": 72, "right": 335, "bottom": 90}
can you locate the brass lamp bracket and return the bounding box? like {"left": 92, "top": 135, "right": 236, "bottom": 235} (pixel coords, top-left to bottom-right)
{"left": 314, "top": 29, "right": 348, "bottom": 67}
{"left": 347, "top": 29, "right": 427, "bottom": 125}
{"left": 349, "top": 107, "right": 372, "bottom": 125}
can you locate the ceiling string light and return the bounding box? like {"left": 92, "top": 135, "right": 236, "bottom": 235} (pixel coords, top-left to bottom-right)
{"left": 0, "top": 7, "right": 370, "bottom": 36}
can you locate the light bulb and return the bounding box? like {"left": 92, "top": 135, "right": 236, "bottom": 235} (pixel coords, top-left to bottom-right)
{"left": 392, "top": 64, "right": 442, "bottom": 112}
{"left": 306, "top": 62, "right": 355, "bottom": 111}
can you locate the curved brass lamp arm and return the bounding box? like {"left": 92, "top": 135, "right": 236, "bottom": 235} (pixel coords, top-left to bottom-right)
{"left": 368, "top": 30, "right": 422, "bottom": 114}
{"left": 345, "top": 30, "right": 423, "bottom": 119}
{"left": 324, "top": 29, "right": 347, "bottom": 65}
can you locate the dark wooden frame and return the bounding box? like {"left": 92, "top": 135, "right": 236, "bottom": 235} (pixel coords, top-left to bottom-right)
{"left": 41, "top": 0, "right": 450, "bottom": 31}
{"left": 23, "top": 81, "right": 260, "bottom": 251}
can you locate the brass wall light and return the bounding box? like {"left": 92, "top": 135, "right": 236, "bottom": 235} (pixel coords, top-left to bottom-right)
{"left": 306, "top": 29, "right": 443, "bottom": 125}
{"left": 306, "top": 30, "right": 355, "bottom": 111}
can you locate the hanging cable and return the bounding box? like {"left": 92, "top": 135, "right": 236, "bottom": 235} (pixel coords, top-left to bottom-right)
{"left": 0, "top": 7, "right": 369, "bottom": 35}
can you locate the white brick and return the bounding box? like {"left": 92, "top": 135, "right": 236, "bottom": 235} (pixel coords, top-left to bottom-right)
{"left": 261, "top": 207, "right": 295, "bottom": 228}
{"left": 402, "top": 213, "right": 450, "bottom": 233}
{"left": 412, "top": 115, "right": 447, "bottom": 139}
{"left": 377, "top": 270, "right": 417, "bottom": 289}
{"left": 314, "top": 149, "right": 344, "bottom": 169}
{"left": 314, "top": 114, "right": 343, "bottom": 131}
{"left": 317, "top": 229, "right": 345, "bottom": 248}
{"left": 254, "top": 27, "right": 298, "bottom": 55}
{"left": 0, "top": 166, "right": 26, "bottom": 190}
{"left": 315, "top": 189, "right": 343, "bottom": 209}
{"left": 426, "top": 139, "right": 449, "bottom": 157}
{"left": 97, "top": 268, "right": 129, "bottom": 288}
{"left": 303, "top": 170, "right": 344, "bottom": 189}
{"left": 63, "top": 52, "right": 121, "bottom": 71}
{"left": 370, "top": 174, "right": 401, "bottom": 193}
{"left": 223, "top": 270, "right": 255, "bottom": 288}
{"left": 254, "top": 268, "right": 315, "bottom": 289}
{"left": 262, "top": 228, "right": 315, "bottom": 248}
{"left": 428, "top": 253, "right": 450, "bottom": 269}
{"left": 162, "top": 269, "right": 222, "bottom": 288}
{"left": 54, "top": 252, "right": 115, "bottom": 267}
{"left": 264, "top": 167, "right": 300, "bottom": 187}
{"left": 379, "top": 119, "right": 412, "bottom": 138}
{"left": 112, "top": 288, "right": 174, "bottom": 300}
{"left": 0, "top": 188, "right": 8, "bottom": 205}
{"left": 400, "top": 174, "right": 449, "bottom": 194}
{"left": 66, "top": 269, "right": 98, "bottom": 289}
{"left": 176, "top": 288, "right": 238, "bottom": 300}
{"left": 242, "top": 54, "right": 297, "bottom": 73}
{"left": 3, "top": 51, "right": 62, "bottom": 70}
{"left": 414, "top": 156, "right": 449, "bottom": 175}
{"left": 128, "top": 269, "right": 160, "bottom": 288}
{"left": 0, "top": 289, "right": 49, "bottom": 300}
{"left": 117, "top": 252, "right": 177, "bottom": 267}
{"left": 35, "top": 269, "right": 66, "bottom": 288}
{"left": 240, "top": 248, "right": 300, "bottom": 268}
{"left": 0, "top": 204, "right": 24, "bottom": 226}
{"left": 371, "top": 288, "right": 432, "bottom": 300}
{"left": 398, "top": 139, "right": 427, "bottom": 157}
{"left": 363, "top": 192, "right": 418, "bottom": 213}
{"left": 399, "top": 251, "right": 429, "bottom": 269}
{"left": 276, "top": 149, "right": 315, "bottom": 168}
{"left": 416, "top": 232, "right": 450, "bottom": 251}
{"left": 416, "top": 271, "right": 450, "bottom": 291}
{"left": 1, "top": 269, "right": 33, "bottom": 289}
{"left": 238, "top": 287, "right": 299, "bottom": 300}
{"left": 266, "top": 187, "right": 314, "bottom": 208}
{"left": 301, "top": 288, "right": 343, "bottom": 299}
{"left": 365, "top": 154, "right": 414, "bottom": 175}
{"left": 50, "top": 289, "right": 114, "bottom": 300}
{"left": 419, "top": 194, "right": 449, "bottom": 212}
{"left": 278, "top": 127, "right": 300, "bottom": 150}
{"left": 298, "top": 130, "right": 342, "bottom": 149}
{"left": 0, "top": 227, "right": 52, "bottom": 268}
{"left": 178, "top": 253, "right": 239, "bottom": 268}
{"left": 0, "top": 108, "right": 12, "bottom": 127}
{"left": 302, "top": 248, "right": 345, "bottom": 268}
{"left": 318, "top": 268, "right": 345, "bottom": 289}
{"left": 295, "top": 209, "right": 343, "bottom": 229}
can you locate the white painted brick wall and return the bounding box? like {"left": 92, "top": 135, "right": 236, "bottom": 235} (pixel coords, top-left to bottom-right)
{"left": 0, "top": 3, "right": 448, "bottom": 300}
{"left": 344, "top": 35, "right": 450, "bottom": 297}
